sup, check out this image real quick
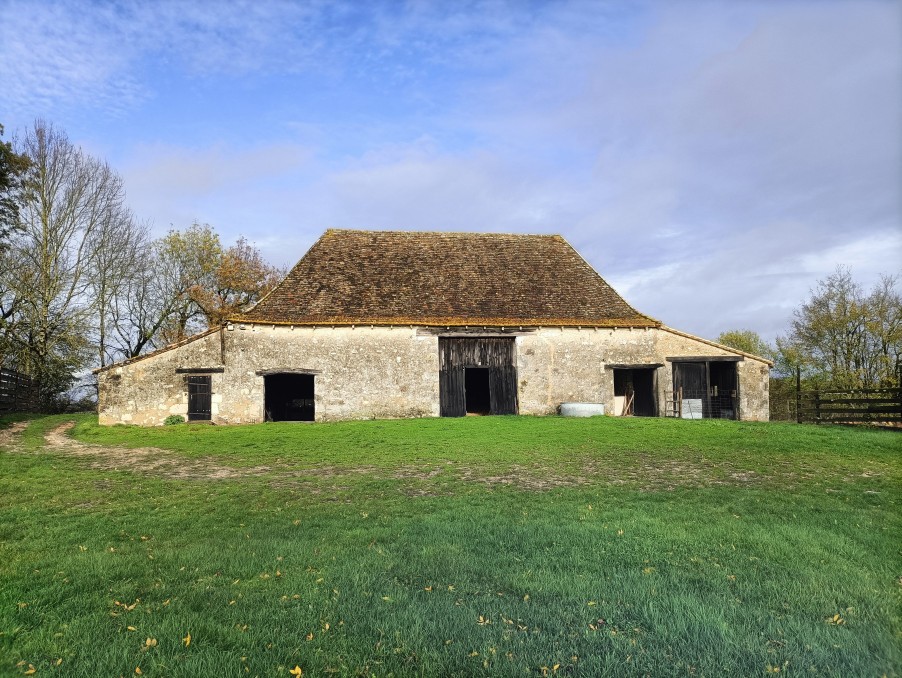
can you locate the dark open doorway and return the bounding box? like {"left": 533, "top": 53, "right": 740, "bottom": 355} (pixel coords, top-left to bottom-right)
{"left": 439, "top": 337, "right": 518, "bottom": 417}
{"left": 613, "top": 368, "right": 656, "bottom": 416}
{"left": 465, "top": 367, "right": 491, "bottom": 415}
{"left": 264, "top": 373, "right": 315, "bottom": 422}
{"left": 671, "top": 359, "right": 739, "bottom": 420}
{"left": 708, "top": 361, "right": 738, "bottom": 420}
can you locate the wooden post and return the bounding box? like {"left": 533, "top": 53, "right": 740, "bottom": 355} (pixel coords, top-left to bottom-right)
{"left": 795, "top": 367, "right": 801, "bottom": 424}
{"left": 814, "top": 390, "right": 821, "bottom": 424}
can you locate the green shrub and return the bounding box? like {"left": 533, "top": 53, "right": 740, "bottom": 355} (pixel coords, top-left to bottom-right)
{"left": 163, "top": 414, "right": 185, "bottom": 426}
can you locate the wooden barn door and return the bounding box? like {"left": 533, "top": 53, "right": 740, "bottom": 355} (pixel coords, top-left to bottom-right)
{"left": 439, "top": 337, "right": 518, "bottom": 416}
{"left": 187, "top": 375, "right": 212, "bottom": 421}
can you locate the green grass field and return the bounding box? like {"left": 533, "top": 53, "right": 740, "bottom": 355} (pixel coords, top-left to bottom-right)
{"left": 0, "top": 414, "right": 899, "bottom": 677}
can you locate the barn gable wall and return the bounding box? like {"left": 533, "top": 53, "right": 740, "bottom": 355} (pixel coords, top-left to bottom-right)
{"left": 97, "top": 331, "right": 224, "bottom": 426}
{"left": 97, "top": 325, "right": 769, "bottom": 425}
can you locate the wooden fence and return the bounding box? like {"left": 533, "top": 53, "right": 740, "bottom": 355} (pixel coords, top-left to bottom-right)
{"left": 796, "top": 386, "right": 902, "bottom": 424}
{"left": 0, "top": 368, "right": 38, "bottom": 413}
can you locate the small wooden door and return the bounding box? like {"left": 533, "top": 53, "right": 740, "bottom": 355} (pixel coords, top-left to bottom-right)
{"left": 187, "top": 375, "right": 211, "bottom": 421}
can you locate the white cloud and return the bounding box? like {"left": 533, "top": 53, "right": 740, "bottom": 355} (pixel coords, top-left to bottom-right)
{"left": 119, "top": 141, "right": 312, "bottom": 239}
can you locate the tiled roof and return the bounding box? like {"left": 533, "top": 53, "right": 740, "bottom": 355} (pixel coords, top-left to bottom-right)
{"left": 236, "top": 229, "right": 659, "bottom": 327}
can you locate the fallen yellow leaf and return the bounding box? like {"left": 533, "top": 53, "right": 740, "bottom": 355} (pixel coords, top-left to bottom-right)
{"left": 289, "top": 666, "right": 303, "bottom": 677}
{"left": 135, "top": 668, "right": 142, "bottom": 676}
{"left": 23, "top": 665, "right": 36, "bottom": 676}
{"left": 183, "top": 632, "right": 191, "bottom": 647}
{"left": 127, "top": 626, "right": 137, "bottom": 632}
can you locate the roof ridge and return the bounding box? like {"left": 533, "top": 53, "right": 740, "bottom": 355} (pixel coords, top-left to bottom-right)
{"left": 324, "top": 228, "right": 563, "bottom": 238}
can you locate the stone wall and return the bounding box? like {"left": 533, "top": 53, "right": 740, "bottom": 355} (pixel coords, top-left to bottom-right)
{"left": 517, "top": 327, "right": 769, "bottom": 420}
{"left": 97, "top": 330, "right": 224, "bottom": 426}
{"left": 98, "top": 325, "right": 440, "bottom": 425}
{"left": 97, "top": 324, "right": 770, "bottom": 425}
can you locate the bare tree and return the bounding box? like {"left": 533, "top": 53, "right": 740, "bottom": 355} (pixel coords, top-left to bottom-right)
{"left": 89, "top": 210, "right": 148, "bottom": 366}
{"left": 1, "top": 120, "right": 128, "bottom": 405}
{"left": 108, "top": 239, "right": 190, "bottom": 359}
{"left": 105, "top": 225, "right": 286, "bottom": 359}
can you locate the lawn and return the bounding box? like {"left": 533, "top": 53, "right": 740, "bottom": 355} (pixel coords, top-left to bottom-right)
{"left": 0, "top": 414, "right": 899, "bottom": 677}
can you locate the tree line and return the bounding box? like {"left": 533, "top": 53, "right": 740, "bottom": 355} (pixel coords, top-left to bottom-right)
{"left": 717, "top": 268, "right": 902, "bottom": 419}
{"left": 0, "top": 120, "right": 284, "bottom": 409}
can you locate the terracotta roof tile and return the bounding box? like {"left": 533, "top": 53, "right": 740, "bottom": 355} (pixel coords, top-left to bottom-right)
{"left": 236, "top": 229, "right": 659, "bottom": 327}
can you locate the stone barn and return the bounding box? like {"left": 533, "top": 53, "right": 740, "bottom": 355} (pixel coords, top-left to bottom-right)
{"left": 96, "top": 229, "right": 771, "bottom": 425}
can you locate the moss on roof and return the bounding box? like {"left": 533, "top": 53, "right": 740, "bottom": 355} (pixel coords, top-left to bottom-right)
{"left": 236, "top": 229, "right": 659, "bottom": 328}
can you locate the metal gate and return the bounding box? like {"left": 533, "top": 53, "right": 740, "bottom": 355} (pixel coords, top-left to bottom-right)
{"left": 667, "top": 360, "right": 739, "bottom": 420}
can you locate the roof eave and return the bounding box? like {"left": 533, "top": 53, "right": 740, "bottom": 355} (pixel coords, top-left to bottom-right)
{"left": 228, "top": 315, "right": 662, "bottom": 328}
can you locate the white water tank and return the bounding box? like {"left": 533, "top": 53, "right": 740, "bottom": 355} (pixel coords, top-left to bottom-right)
{"left": 559, "top": 402, "right": 605, "bottom": 417}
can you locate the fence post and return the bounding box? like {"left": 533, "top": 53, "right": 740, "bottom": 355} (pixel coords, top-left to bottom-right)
{"left": 814, "top": 390, "right": 821, "bottom": 424}
{"left": 795, "top": 367, "right": 801, "bottom": 424}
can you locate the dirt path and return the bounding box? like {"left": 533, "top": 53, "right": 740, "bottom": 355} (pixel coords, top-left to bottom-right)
{"left": 43, "top": 422, "right": 273, "bottom": 480}
{"left": 0, "top": 421, "right": 28, "bottom": 449}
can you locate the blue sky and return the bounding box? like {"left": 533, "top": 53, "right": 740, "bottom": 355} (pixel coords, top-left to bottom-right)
{"left": 2, "top": 0, "right": 900, "bottom": 342}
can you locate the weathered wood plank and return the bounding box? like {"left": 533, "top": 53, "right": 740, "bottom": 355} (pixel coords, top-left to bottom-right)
{"left": 439, "top": 337, "right": 518, "bottom": 416}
